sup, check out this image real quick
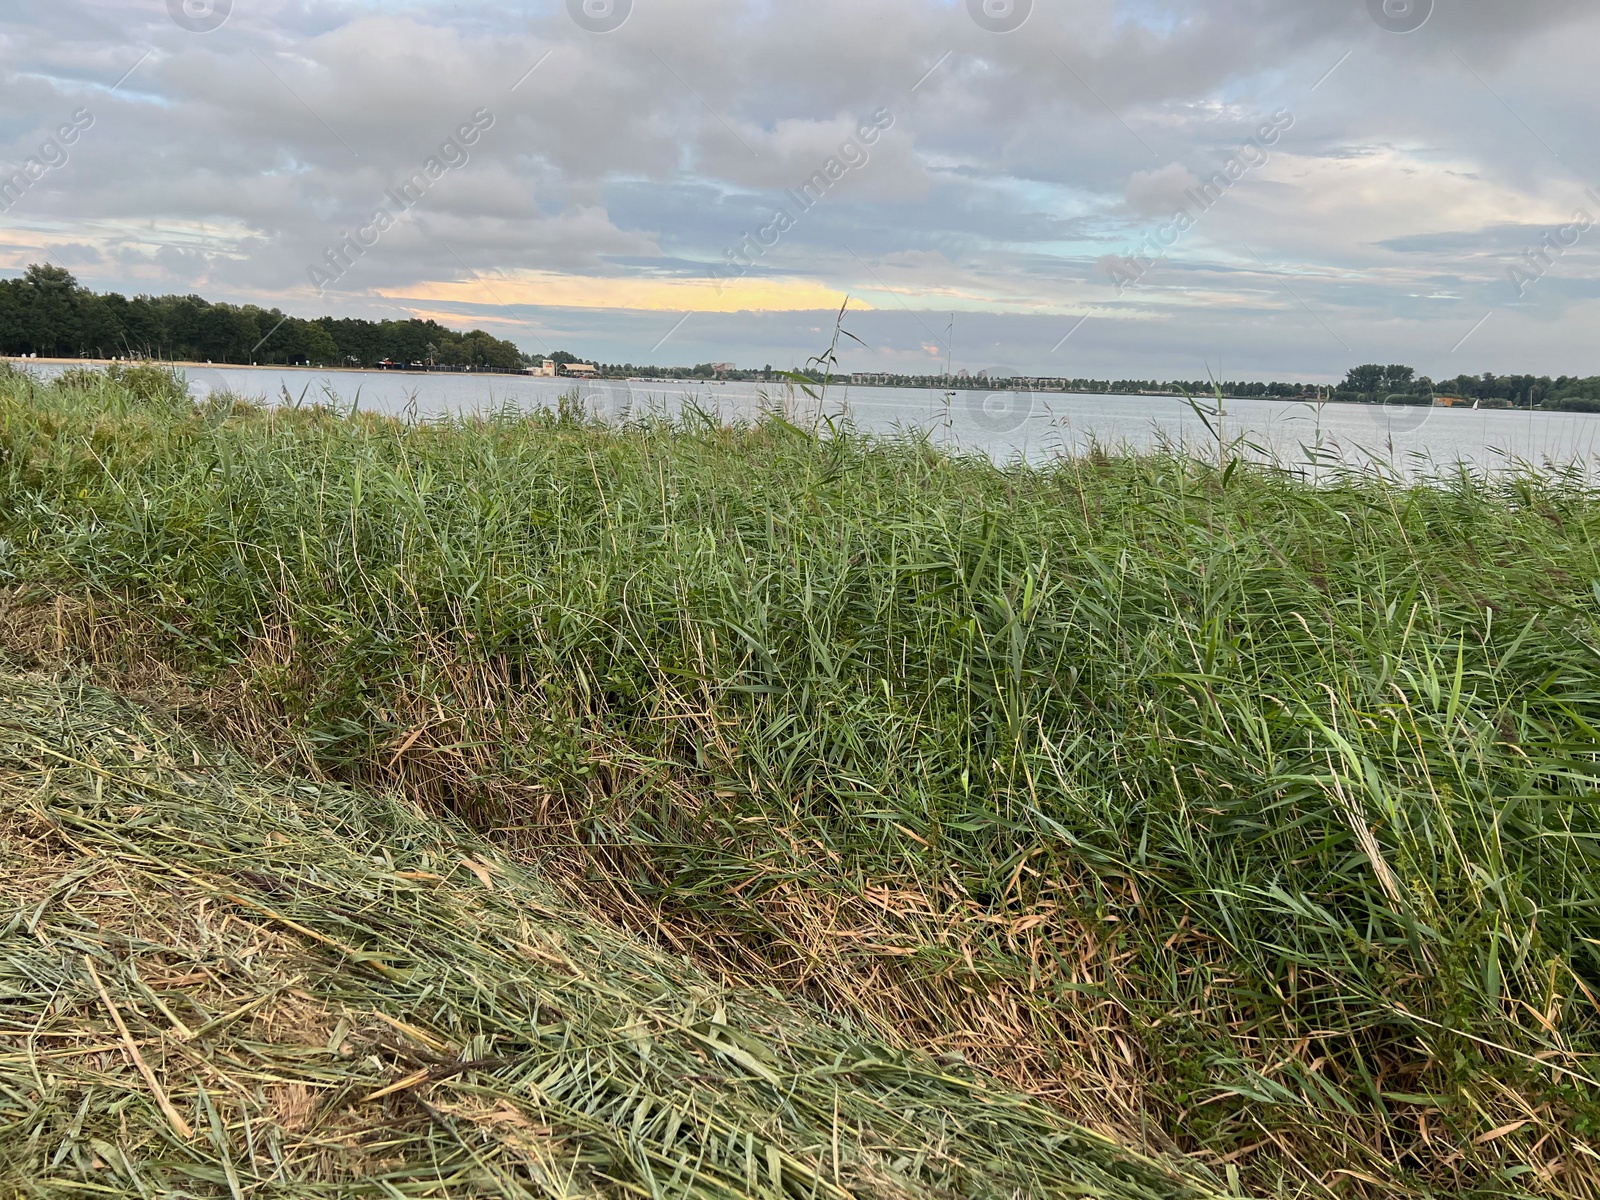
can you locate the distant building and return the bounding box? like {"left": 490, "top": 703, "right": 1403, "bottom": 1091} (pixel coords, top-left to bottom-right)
{"left": 532, "top": 360, "right": 597, "bottom": 377}
{"left": 712, "top": 362, "right": 736, "bottom": 374}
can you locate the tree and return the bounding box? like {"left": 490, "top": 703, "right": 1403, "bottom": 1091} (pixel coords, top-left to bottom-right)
{"left": 195, "top": 304, "right": 261, "bottom": 362}
{"left": 17, "top": 264, "right": 87, "bottom": 357}
{"left": 0, "top": 278, "right": 20, "bottom": 355}
{"left": 1339, "top": 364, "right": 1424, "bottom": 401}
{"left": 0, "top": 265, "right": 533, "bottom": 371}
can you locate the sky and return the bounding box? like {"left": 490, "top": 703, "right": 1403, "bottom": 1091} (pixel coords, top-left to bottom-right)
{"left": 2, "top": 0, "right": 1598, "bottom": 381}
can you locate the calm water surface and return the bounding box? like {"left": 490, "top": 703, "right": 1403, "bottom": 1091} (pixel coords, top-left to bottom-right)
{"left": 19, "top": 361, "right": 1600, "bottom": 477}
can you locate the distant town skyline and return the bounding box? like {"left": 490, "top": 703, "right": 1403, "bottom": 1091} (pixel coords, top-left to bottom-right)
{"left": 3, "top": 1, "right": 1598, "bottom": 381}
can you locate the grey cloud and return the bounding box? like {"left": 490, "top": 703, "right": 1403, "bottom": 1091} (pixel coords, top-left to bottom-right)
{"left": 1124, "top": 164, "right": 1200, "bottom": 217}
{"left": 3, "top": 0, "right": 1600, "bottom": 378}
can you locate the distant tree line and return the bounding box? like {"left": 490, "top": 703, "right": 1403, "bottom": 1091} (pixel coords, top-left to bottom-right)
{"left": 1133, "top": 379, "right": 1310, "bottom": 398}
{"left": 1335, "top": 364, "right": 1600, "bottom": 412}
{"left": 0, "top": 264, "right": 529, "bottom": 372}
{"left": 8, "top": 267, "right": 1599, "bottom": 408}
{"left": 590, "top": 366, "right": 1323, "bottom": 394}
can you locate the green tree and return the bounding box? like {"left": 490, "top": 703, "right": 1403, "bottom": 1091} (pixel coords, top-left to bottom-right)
{"left": 17, "top": 264, "right": 87, "bottom": 357}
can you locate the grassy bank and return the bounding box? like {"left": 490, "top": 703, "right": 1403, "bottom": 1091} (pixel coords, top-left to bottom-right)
{"left": 3, "top": 364, "right": 1600, "bottom": 1196}
{"left": 1, "top": 665, "right": 1212, "bottom": 1197}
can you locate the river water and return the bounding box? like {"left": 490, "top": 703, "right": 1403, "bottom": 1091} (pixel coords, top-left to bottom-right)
{"left": 16, "top": 360, "right": 1600, "bottom": 477}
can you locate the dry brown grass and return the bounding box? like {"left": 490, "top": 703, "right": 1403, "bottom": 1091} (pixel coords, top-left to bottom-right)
{"left": 0, "top": 805, "right": 398, "bottom": 1184}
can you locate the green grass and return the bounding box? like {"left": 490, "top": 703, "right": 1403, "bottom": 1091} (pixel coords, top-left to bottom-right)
{"left": 3, "top": 363, "right": 1600, "bottom": 1197}
{"left": 0, "top": 663, "right": 1216, "bottom": 1198}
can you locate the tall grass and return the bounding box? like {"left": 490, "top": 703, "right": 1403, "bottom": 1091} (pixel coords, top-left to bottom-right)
{"left": 2, "top": 663, "right": 1217, "bottom": 1198}
{"left": 3, "top": 365, "right": 1600, "bottom": 1196}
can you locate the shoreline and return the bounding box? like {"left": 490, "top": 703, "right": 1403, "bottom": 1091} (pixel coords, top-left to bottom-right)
{"left": 1, "top": 358, "right": 1551, "bottom": 410}
{"left": 1, "top": 357, "right": 1336, "bottom": 401}
{"left": 3, "top": 355, "right": 540, "bottom": 380}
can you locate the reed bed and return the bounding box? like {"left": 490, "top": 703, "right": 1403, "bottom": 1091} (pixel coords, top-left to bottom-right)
{"left": 3, "top": 364, "right": 1600, "bottom": 1196}
{"left": 0, "top": 664, "right": 1220, "bottom": 1197}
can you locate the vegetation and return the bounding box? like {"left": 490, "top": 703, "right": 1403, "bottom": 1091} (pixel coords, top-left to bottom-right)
{"left": 0, "top": 665, "right": 1215, "bottom": 1197}
{"left": 1336, "top": 363, "right": 1600, "bottom": 411}
{"left": 0, "top": 265, "right": 526, "bottom": 370}
{"left": 11, "top": 265, "right": 1600, "bottom": 411}
{"left": 1335, "top": 363, "right": 1435, "bottom": 403}
{"left": 3, "top": 363, "right": 1600, "bottom": 1197}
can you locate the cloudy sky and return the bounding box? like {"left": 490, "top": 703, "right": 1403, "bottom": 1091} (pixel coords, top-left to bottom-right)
{"left": 2, "top": 0, "right": 1597, "bottom": 380}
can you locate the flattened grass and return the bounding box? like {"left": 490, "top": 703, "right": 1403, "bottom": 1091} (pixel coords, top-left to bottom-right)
{"left": 4, "top": 367, "right": 1600, "bottom": 1196}
{"left": 0, "top": 664, "right": 1220, "bottom": 1198}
